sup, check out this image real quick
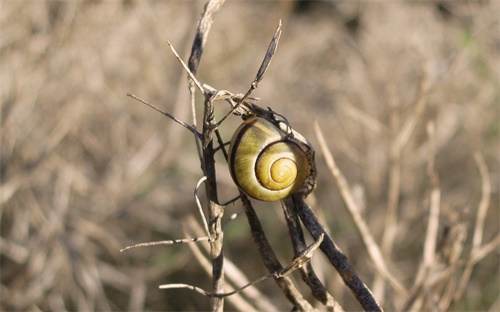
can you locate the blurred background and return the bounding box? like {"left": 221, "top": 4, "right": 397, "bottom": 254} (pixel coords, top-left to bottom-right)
{"left": 1, "top": 0, "right": 498, "bottom": 310}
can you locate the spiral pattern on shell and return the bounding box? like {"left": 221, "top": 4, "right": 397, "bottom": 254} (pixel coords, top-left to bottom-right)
{"left": 228, "top": 117, "right": 309, "bottom": 201}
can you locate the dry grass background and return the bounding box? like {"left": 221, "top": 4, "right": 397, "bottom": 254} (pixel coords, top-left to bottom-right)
{"left": 1, "top": 0, "right": 499, "bottom": 311}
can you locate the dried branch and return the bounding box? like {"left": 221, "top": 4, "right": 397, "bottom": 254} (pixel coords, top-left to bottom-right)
{"left": 288, "top": 193, "right": 383, "bottom": 311}
{"left": 422, "top": 122, "right": 440, "bottom": 271}
{"left": 167, "top": 41, "right": 205, "bottom": 95}
{"left": 185, "top": 2, "right": 226, "bottom": 311}
{"left": 159, "top": 234, "right": 323, "bottom": 299}
{"left": 403, "top": 121, "right": 442, "bottom": 311}
{"left": 216, "top": 20, "right": 282, "bottom": 127}
{"left": 194, "top": 176, "right": 211, "bottom": 237}
{"left": 127, "top": 93, "right": 200, "bottom": 137}
{"left": 240, "top": 195, "right": 316, "bottom": 311}
{"left": 120, "top": 236, "right": 210, "bottom": 252}
{"left": 185, "top": 218, "right": 280, "bottom": 312}
{"left": 380, "top": 67, "right": 430, "bottom": 266}
{"left": 452, "top": 152, "right": 491, "bottom": 305}
{"left": 281, "top": 199, "right": 342, "bottom": 310}
{"left": 314, "top": 120, "right": 407, "bottom": 298}
{"left": 188, "top": 0, "right": 225, "bottom": 75}
{"left": 185, "top": 220, "right": 259, "bottom": 311}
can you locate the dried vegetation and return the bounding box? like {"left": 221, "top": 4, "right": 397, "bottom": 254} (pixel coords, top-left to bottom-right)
{"left": 1, "top": 1, "right": 499, "bottom": 311}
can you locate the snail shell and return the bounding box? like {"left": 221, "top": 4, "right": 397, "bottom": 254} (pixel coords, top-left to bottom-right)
{"left": 228, "top": 117, "right": 309, "bottom": 201}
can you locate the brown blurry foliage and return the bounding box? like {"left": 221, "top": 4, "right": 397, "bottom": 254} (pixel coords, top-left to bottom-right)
{"left": 1, "top": 0, "right": 498, "bottom": 311}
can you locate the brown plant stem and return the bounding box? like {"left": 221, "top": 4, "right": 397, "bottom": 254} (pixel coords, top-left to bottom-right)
{"left": 288, "top": 193, "right": 382, "bottom": 311}
{"left": 281, "top": 198, "right": 342, "bottom": 311}
{"left": 240, "top": 195, "right": 316, "bottom": 311}
{"left": 187, "top": 1, "right": 226, "bottom": 310}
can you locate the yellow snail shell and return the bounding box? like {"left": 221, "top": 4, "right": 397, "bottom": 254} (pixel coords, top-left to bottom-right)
{"left": 228, "top": 116, "right": 309, "bottom": 201}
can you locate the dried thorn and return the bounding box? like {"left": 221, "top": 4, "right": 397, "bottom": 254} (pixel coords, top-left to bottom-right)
{"left": 276, "top": 233, "right": 324, "bottom": 278}
{"left": 127, "top": 93, "right": 201, "bottom": 137}
{"left": 254, "top": 19, "right": 282, "bottom": 87}
{"left": 167, "top": 41, "right": 206, "bottom": 95}
{"left": 214, "top": 20, "right": 283, "bottom": 126}
{"left": 160, "top": 273, "right": 275, "bottom": 298}
{"left": 220, "top": 195, "right": 241, "bottom": 207}
{"left": 195, "top": 176, "right": 211, "bottom": 238}
{"left": 120, "top": 236, "right": 211, "bottom": 252}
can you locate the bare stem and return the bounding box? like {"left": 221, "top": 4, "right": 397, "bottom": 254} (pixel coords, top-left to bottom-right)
{"left": 288, "top": 193, "right": 383, "bottom": 311}
{"left": 127, "top": 93, "right": 200, "bottom": 137}
{"left": 314, "top": 121, "right": 407, "bottom": 298}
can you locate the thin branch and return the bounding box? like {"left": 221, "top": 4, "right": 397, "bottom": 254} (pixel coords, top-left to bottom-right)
{"left": 240, "top": 194, "right": 316, "bottom": 311}
{"left": 188, "top": 0, "right": 226, "bottom": 75}
{"left": 127, "top": 93, "right": 200, "bottom": 137}
{"left": 194, "top": 176, "right": 211, "bottom": 238}
{"left": 186, "top": 2, "right": 227, "bottom": 311}
{"left": 184, "top": 223, "right": 261, "bottom": 312}
{"left": 289, "top": 193, "right": 383, "bottom": 311}
{"left": 160, "top": 233, "right": 324, "bottom": 299}
{"left": 281, "top": 199, "right": 340, "bottom": 309}
{"left": 422, "top": 121, "right": 440, "bottom": 271}
{"left": 390, "top": 71, "right": 430, "bottom": 157}
{"left": 185, "top": 219, "right": 279, "bottom": 312}
{"left": 403, "top": 121, "right": 442, "bottom": 311}
{"left": 380, "top": 67, "right": 430, "bottom": 266}
{"left": 472, "top": 234, "right": 500, "bottom": 264}
{"left": 314, "top": 120, "right": 408, "bottom": 298}
{"left": 167, "top": 41, "right": 206, "bottom": 95}
{"left": 253, "top": 20, "right": 282, "bottom": 88}
{"left": 216, "top": 20, "right": 282, "bottom": 127}
{"left": 276, "top": 234, "right": 324, "bottom": 278}
{"left": 453, "top": 152, "right": 491, "bottom": 303}
{"left": 120, "top": 236, "right": 210, "bottom": 252}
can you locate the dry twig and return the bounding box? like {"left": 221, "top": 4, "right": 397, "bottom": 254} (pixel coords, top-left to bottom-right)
{"left": 314, "top": 121, "right": 407, "bottom": 298}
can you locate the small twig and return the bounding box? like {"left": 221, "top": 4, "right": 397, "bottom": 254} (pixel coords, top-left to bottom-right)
{"left": 290, "top": 193, "right": 383, "bottom": 311}
{"left": 314, "top": 120, "right": 407, "bottom": 298}
{"left": 219, "top": 196, "right": 241, "bottom": 207}
{"left": 188, "top": 0, "right": 225, "bottom": 75}
{"left": 276, "top": 234, "right": 324, "bottom": 278}
{"left": 403, "top": 121, "right": 442, "bottom": 311}
{"left": 471, "top": 234, "right": 500, "bottom": 264}
{"left": 216, "top": 20, "right": 282, "bottom": 127}
{"left": 120, "top": 236, "right": 210, "bottom": 252}
{"left": 194, "top": 176, "right": 211, "bottom": 238}
{"left": 160, "top": 234, "right": 324, "bottom": 298}
{"left": 167, "top": 41, "right": 206, "bottom": 95}
{"left": 184, "top": 3, "right": 228, "bottom": 311}
{"left": 127, "top": 93, "right": 201, "bottom": 137}
{"left": 422, "top": 121, "right": 440, "bottom": 272}
{"left": 185, "top": 219, "right": 279, "bottom": 312}
{"left": 380, "top": 66, "right": 430, "bottom": 272}
{"left": 240, "top": 194, "right": 316, "bottom": 311}
{"left": 253, "top": 20, "right": 282, "bottom": 88}
{"left": 281, "top": 198, "right": 339, "bottom": 309}
{"left": 390, "top": 70, "right": 430, "bottom": 158}
{"left": 453, "top": 152, "right": 491, "bottom": 304}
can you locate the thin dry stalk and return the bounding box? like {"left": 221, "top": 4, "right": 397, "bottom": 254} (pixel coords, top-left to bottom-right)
{"left": 422, "top": 122, "right": 441, "bottom": 271}
{"left": 380, "top": 70, "right": 430, "bottom": 255}
{"left": 240, "top": 195, "right": 317, "bottom": 312}
{"left": 373, "top": 66, "right": 430, "bottom": 301}
{"left": 185, "top": 216, "right": 279, "bottom": 312}
{"left": 182, "top": 223, "right": 258, "bottom": 311}
{"left": 314, "top": 121, "right": 407, "bottom": 298}
{"left": 185, "top": 1, "right": 226, "bottom": 311}
{"left": 404, "top": 121, "right": 442, "bottom": 311}
{"left": 288, "top": 193, "right": 383, "bottom": 311}
{"left": 281, "top": 199, "right": 341, "bottom": 310}
{"left": 450, "top": 152, "right": 491, "bottom": 307}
